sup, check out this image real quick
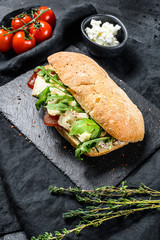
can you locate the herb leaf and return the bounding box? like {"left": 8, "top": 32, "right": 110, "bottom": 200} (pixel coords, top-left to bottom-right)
{"left": 47, "top": 93, "right": 74, "bottom": 102}
{"left": 34, "top": 66, "right": 84, "bottom": 114}
{"left": 69, "top": 118, "right": 101, "bottom": 139}
{"left": 75, "top": 137, "right": 111, "bottom": 160}
{"left": 45, "top": 93, "right": 74, "bottom": 113}
{"left": 41, "top": 183, "right": 160, "bottom": 240}
{"left": 35, "top": 87, "right": 51, "bottom": 110}
{"left": 45, "top": 102, "right": 70, "bottom": 113}
{"left": 46, "top": 93, "right": 84, "bottom": 113}
{"left": 72, "top": 105, "right": 85, "bottom": 113}
{"left": 50, "top": 85, "right": 70, "bottom": 94}
{"left": 34, "top": 66, "right": 64, "bottom": 86}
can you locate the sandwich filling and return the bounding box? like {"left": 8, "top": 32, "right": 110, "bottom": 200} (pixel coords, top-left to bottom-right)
{"left": 30, "top": 66, "right": 126, "bottom": 159}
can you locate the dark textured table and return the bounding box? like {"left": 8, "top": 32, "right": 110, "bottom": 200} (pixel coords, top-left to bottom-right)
{"left": 0, "top": 1, "right": 160, "bottom": 240}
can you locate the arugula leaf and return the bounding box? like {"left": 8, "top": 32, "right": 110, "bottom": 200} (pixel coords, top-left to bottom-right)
{"left": 46, "top": 93, "right": 84, "bottom": 113}
{"left": 46, "top": 93, "right": 73, "bottom": 113}
{"left": 75, "top": 137, "right": 111, "bottom": 160}
{"left": 34, "top": 66, "right": 84, "bottom": 113}
{"left": 45, "top": 73, "right": 58, "bottom": 84}
{"left": 50, "top": 85, "right": 70, "bottom": 94}
{"left": 35, "top": 87, "right": 51, "bottom": 110}
{"left": 45, "top": 102, "right": 69, "bottom": 112}
{"left": 72, "top": 105, "right": 85, "bottom": 113}
{"left": 34, "top": 66, "right": 87, "bottom": 114}
{"left": 34, "top": 66, "right": 64, "bottom": 87}
{"left": 69, "top": 118, "right": 101, "bottom": 139}
{"left": 35, "top": 66, "right": 71, "bottom": 96}
{"left": 47, "top": 93, "right": 74, "bottom": 102}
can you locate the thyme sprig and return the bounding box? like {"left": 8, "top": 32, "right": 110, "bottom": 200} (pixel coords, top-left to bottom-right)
{"left": 49, "top": 181, "right": 160, "bottom": 198}
{"left": 31, "top": 182, "right": 160, "bottom": 240}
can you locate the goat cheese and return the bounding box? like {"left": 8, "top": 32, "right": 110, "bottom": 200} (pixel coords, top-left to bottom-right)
{"left": 78, "top": 131, "right": 91, "bottom": 142}
{"left": 58, "top": 110, "right": 89, "bottom": 131}
{"left": 32, "top": 75, "right": 51, "bottom": 96}
{"left": 85, "top": 19, "right": 121, "bottom": 47}
{"left": 47, "top": 87, "right": 65, "bottom": 116}
{"left": 58, "top": 110, "right": 91, "bottom": 142}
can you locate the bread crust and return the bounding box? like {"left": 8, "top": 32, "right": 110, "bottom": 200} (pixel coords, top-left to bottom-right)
{"left": 55, "top": 127, "right": 128, "bottom": 157}
{"left": 48, "top": 52, "right": 145, "bottom": 142}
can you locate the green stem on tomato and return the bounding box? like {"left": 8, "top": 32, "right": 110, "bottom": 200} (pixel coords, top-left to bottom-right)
{"left": 2, "top": 8, "right": 51, "bottom": 36}
{"left": 2, "top": 25, "right": 12, "bottom": 32}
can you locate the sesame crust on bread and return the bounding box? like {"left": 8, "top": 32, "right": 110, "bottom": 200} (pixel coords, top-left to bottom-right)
{"left": 48, "top": 52, "right": 145, "bottom": 143}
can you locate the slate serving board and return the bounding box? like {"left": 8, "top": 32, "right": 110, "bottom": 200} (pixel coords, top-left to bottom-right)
{"left": 0, "top": 46, "right": 160, "bottom": 189}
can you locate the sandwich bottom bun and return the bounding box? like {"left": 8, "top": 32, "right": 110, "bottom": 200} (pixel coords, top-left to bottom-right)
{"left": 56, "top": 127, "right": 128, "bottom": 157}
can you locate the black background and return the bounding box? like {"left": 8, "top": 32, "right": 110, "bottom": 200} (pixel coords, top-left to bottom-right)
{"left": 0, "top": 0, "right": 160, "bottom": 239}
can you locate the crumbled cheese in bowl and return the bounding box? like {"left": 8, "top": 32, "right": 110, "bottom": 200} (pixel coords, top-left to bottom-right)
{"left": 85, "top": 19, "right": 121, "bottom": 47}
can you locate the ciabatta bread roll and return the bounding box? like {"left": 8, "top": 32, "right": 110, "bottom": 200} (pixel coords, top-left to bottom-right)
{"left": 30, "top": 52, "right": 144, "bottom": 159}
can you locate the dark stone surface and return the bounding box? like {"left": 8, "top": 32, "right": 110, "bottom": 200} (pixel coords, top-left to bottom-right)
{"left": 0, "top": 45, "right": 160, "bottom": 190}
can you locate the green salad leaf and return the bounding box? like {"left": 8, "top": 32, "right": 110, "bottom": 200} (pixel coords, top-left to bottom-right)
{"left": 34, "top": 66, "right": 84, "bottom": 113}
{"left": 35, "top": 66, "right": 72, "bottom": 95}
{"left": 35, "top": 87, "right": 51, "bottom": 110}
{"left": 75, "top": 137, "right": 111, "bottom": 160}
{"left": 45, "top": 93, "right": 84, "bottom": 113}
{"left": 69, "top": 118, "right": 101, "bottom": 139}
{"left": 35, "top": 66, "right": 64, "bottom": 86}
{"left": 50, "top": 85, "right": 69, "bottom": 94}
{"left": 35, "top": 85, "right": 84, "bottom": 114}
{"left": 72, "top": 105, "right": 85, "bottom": 113}
{"left": 47, "top": 93, "right": 74, "bottom": 102}
{"left": 45, "top": 101, "right": 70, "bottom": 113}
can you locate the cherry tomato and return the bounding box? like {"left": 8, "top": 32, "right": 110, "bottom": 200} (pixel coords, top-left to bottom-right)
{"left": 34, "top": 6, "right": 56, "bottom": 28}
{"left": 29, "top": 20, "right": 52, "bottom": 44}
{"left": 0, "top": 29, "right": 13, "bottom": 52}
{"left": 11, "top": 13, "right": 32, "bottom": 30}
{"left": 12, "top": 31, "right": 36, "bottom": 54}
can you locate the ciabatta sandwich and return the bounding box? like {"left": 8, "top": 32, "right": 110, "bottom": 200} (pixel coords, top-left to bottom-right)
{"left": 28, "top": 52, "right": 144, "bottom": 160}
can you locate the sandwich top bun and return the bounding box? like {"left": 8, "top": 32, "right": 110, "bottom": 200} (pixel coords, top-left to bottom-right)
{"left": 48, "top": 52, "right": 145, "bottom": 143}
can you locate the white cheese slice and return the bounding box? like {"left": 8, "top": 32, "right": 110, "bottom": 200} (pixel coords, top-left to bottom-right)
{"left": 50, "top": 87, "right": 65, "bottom": 96}
{"left": 70, "top": 100, "right": 77, "bottom": 107}
{"left": 47, "top": 87, "right": 66, "bottom": 116}
{"left": 78, "top": 132, "right": 91, "bottom": 142}
{"left": 33, "top": 75, "right": 66, "bottom": 116}
{"left": 32, "top": 75, "right": 52, "bottom": 96}
{"left": 58, "top": 110, "right": 89, "bottom": 131}
{"left": 47, "top": 108, "right": 61, "bottom": 116}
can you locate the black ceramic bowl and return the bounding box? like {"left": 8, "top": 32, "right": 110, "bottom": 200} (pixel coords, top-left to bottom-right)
{"left": 81, "top": 14, "right": 128, "bottom": 58}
